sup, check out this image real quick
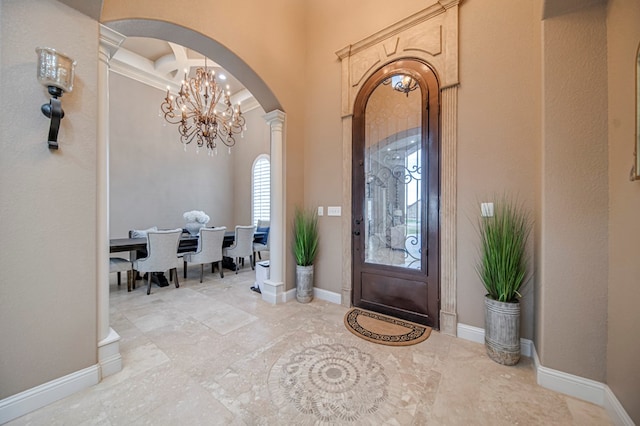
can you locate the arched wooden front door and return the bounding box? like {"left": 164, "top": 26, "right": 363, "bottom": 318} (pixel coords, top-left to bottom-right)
{"left": 351, "top": 59, "right": 440, "bottom": 328}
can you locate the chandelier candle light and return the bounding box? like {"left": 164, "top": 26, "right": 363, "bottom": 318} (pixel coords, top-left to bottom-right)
{"left": 160, "top": 59, "right": 246, "bottom": 155}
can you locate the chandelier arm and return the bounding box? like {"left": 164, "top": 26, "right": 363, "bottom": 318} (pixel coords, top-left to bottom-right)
{"left": 221, "top": 133, "right": 236, "bottom": 148}
{"left": 181, "top": 86, "right": 201, "bottom": 116}
{"left": 161, "top": 108, "right": 184, "bottom": 125}
{"left": 160, "top": 65, "right": 246, "bottom": 154}
{"left": 204, "top": 93, "right": 221, "bottom": 117}
{"left": 187, "top": 78, "right": 205, "bottom": 113}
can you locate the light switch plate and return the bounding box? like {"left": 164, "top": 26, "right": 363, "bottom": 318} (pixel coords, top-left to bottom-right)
{"left": 318, "top": 206, "right": 324, "bottom": 216}
{"left": 481, "top": 202, "right": 494, "bottom": 217}
{"left": 327, "top": 206, "right": 341, "bottom": 216}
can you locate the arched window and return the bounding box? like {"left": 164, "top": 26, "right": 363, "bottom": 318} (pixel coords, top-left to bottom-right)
{"left": 252, "top": 154, "right": 270, "bottom": 225}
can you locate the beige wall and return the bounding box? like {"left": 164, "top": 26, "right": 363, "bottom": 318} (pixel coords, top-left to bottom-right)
{"left": 231, "top": 106, "right": 270, "bottom": 228}
{"left": 108, "top": 73, "right": 269, "bottom": 237}
{"left": 0, "top": 0, "right": 98, "bottom": 398}
{"left": 457, "top": 0, "right": 542, "bottom": 340}
{"left": 538, "top": 3, "right": 609, "bottom": 382}
{"left": 606, "top": 0, "right": 640, "bottom": 421}
{"left": 3, "top": 0, "right": 638, "bottom": 420}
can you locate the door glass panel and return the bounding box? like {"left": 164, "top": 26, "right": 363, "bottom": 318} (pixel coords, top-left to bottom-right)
{"left": 364, "top": 74, "right": 422, "bottom": 270}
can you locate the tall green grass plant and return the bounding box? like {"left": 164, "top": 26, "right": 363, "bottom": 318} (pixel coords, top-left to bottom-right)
{"left": 477, "top": 196, "right": 532, "bottom": 303}
{"left": 293, "top": 207, "right": 319, "bottom": 266}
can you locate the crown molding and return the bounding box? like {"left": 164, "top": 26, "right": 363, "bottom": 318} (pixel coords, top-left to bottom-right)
{"left": 109, "top": 47, "right": 260, "bottom": 113}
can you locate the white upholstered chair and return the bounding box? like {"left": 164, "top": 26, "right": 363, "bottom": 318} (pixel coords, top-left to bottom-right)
{"left": 223, "top": 225, "right": 256, "bottom": 274}
{"left": 252, "top": 219, "right": 270, "bottom": 266}
{"left": 109, "top": 257, "right": 133, "bottom": 291}
{"left": 133, "top": 228, "right": 182, "bottom": 295}
{"left": 183, "top": 226, "right": 226, "bottom": 282}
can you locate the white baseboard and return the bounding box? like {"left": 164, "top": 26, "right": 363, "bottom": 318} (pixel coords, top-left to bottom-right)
{"left": 456, "top": 323, "right": 533, "bottom": 357}
{"left": 604, "top": 385, "right": 636, "bottom": 426}
{"left": 532, "top": 346, "right": 605, "bottom": 406}
{"left": 457, "top": 323, "right": 634, "bottom": 425}
{"left": 314, "top": 287, "right": 342, "bottom": 304}
{"left": 98, "top": 327, "right": 122, "bottom": 378}
{"left": 532, "top": 347, "right": 635, "bottom": 425}
{"left": 456, "top": 323, "right": 485, "bottom": 344}
{"left": 284, "top": 287, "right": 342, "bottom": 304}
{"left": 0, "top": 365, "right": 100, "bottom": 424}
{"left": 99, "top": 354, "right": 122, "bottom": 378}
{"left": 261, "top": 279, "right": 285, "bottom": 304}
{"left": 285, "top": 287, "right": 296, "bottom": 302}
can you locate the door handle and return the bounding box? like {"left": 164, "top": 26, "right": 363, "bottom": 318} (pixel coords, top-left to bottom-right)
{"left": 353, "top": 230, "right": 360, "bottom": 236}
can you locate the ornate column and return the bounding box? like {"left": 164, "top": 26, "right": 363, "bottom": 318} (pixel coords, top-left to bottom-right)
{"left": 438, "top": 85, "right": 458, "bottom": 336}
{"left": 341, "top": 115, "right": 353, "bottom": 308}
{"left": 97, "top": 25, "right": 125, "bottom": 378}
{"left": 262, "top": 110, "right": 286, "bottom": 303}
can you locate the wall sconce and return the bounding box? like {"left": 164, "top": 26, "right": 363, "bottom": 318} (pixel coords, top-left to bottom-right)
{"left": 36, "top": 47, "right": 76, "bottom": 150}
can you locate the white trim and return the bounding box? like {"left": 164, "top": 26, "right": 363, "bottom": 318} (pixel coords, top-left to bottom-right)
{"left": 457, "top": 324, "right": 633, "bottom": 424}
{"left": 0, "top": 365, "right": 100, "bottom": 424}
{"left": 604, "top": 385, "right": 636, "bottom": 426}
{"left": 456, "top": 323, "right": 485, "bottom": 344}
{"left": 285, "top": 287, "right": 297, "bottom": 302}
{"left": 98, "top": 327, "right": 122, "bottom": 378}
{"left": 283, "top": 287, "right": 342, "bottom": 304}
{"left": 520, "top": 338, "right": 534, "bottom": 359}
{"left": 261, "top": 278, "right": 285, "bottom": 304}
{"left": 251, "top": 154, "right": 271, "bottom": 226}
{"left": 456, "top": 323, "right": 533, "bottom": 358}
{"left": 532, "top": 346, "right": 605, "bottom": 406}
{"left": 314, "top": 287, "right": 342, "bottom": 304}
{"left": 109, "top": 49, "right": 261, "bottom": 114}
{"left": 99, "top": 354, "right": 123, "bottom": 379}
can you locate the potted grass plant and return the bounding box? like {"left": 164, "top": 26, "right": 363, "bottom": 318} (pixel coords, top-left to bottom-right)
{"left": 477, "top": 195, "right": 532, "bottom": 365}
{"left": 293, "top": 207, "right": 319, "bottom": 303}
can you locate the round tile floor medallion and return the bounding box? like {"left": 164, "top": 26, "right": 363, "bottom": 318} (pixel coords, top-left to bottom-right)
{"left": 268, "top": 341, "right": 389, "bottom": 422}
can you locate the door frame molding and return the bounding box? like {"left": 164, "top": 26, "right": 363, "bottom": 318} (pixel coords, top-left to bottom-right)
{"left": 336, "top": 0, "right": 461, "bottom": 335}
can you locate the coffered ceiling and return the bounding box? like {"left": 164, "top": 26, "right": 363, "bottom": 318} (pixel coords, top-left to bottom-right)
{"left": 112, "top": 37, "right": 255, "bottom": 109}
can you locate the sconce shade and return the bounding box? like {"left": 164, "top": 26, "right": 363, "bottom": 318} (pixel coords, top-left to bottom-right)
{"left": 36, "top": 47, "right": 76, "bottom": 94}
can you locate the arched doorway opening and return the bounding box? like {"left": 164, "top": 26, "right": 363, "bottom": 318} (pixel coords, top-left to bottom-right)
{"left": 97, "top": 20, "right": 287, "bottom": 377}
{"left": 351, "top": 59, "right": 440, "bottom": 327}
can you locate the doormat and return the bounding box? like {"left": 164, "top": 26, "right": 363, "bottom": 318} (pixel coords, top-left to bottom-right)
{"left": 344, "top": 308, "right": 431, "bottom": 346}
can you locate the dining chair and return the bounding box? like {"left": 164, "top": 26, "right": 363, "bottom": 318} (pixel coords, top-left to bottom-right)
{"left": 253, "top": 219, "right": 270, "bottom": 266}
{"left": 133, "top": 228, "right": 182, "bottom": 295}
{"left": 223, "top": 225, "right": 256, "bottom": 274}
{"left": 109, "top": 257, "right": 133, "bottom": 291}
{"left": 183, "top": 226, "right": 226, "bottom": 282}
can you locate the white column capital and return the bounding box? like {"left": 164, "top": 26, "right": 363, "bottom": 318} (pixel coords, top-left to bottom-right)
{"left": 263, "top": 109, "right": 286, "bottom": 126}
{"left": 99, "top": 24, "right": 126, "bottom": 62}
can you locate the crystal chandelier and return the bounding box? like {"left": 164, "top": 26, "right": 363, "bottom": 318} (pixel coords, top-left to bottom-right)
{"left": 383, "top": 74, "right": 418, "bottom": 97}
{"left": 160, "top": 60, "right": 246, "bottom": 154}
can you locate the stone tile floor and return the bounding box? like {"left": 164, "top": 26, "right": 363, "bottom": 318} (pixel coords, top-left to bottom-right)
{"left": 8, "top": 265, "right": 612, "bottom": 425}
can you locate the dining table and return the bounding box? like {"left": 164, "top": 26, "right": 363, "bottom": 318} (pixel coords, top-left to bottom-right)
{"left": 109, "top": 230, "right": 266, "bottom": 254}
{"left": 110, "top": 229, "right": 267, "bottom": 278}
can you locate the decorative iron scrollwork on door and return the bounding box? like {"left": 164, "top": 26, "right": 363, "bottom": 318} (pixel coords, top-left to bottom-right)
{"left": 364, "top": 136, "right": 422, "bottom": 269}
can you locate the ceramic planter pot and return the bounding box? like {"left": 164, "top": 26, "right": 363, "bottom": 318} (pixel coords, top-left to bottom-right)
{"left": 484, "top": 296, "right": 521, "bottom": 365}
